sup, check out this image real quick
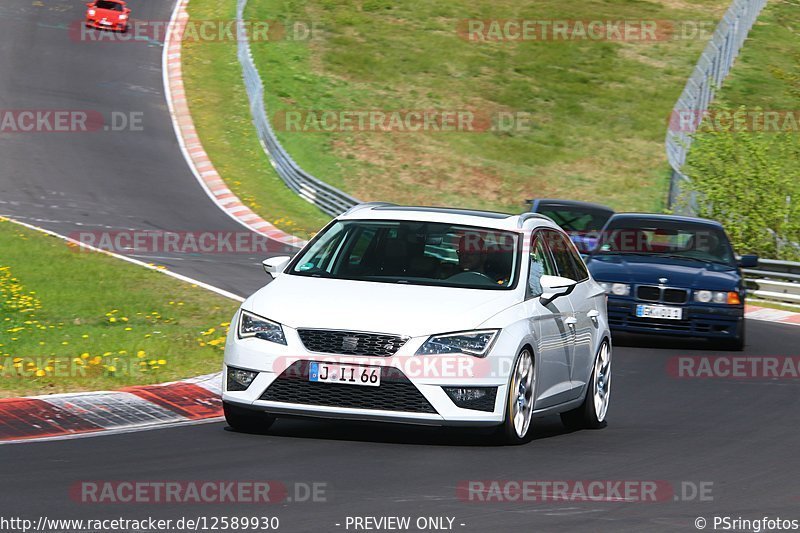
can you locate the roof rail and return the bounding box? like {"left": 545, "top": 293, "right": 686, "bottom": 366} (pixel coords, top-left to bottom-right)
{"left": 342, "top": 202, "right": 397, "bottom": 216}
{"left": 516, "top": 212, "right": 554, "bottom": 229}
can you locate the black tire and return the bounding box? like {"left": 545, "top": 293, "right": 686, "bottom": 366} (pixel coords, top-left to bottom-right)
{"left": 223, "top": 401, "right": 276, "bottom": 433}
{"left": 561, "top": 342, "right": 610, "bottom": 431}
{"left": 497, "top": 348, "right": 536, "bottom": 445}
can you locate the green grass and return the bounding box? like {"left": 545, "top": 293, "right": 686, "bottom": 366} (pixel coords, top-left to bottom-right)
{"left": 0, "top": 218, "right": 239, "bottom": 398}
{"left": 182, "top": 1, "right": 331, "bottom": 238}
{"left": 181, "top": 0, "right": 732, "bottom": 230}
{"left": 677, "top": 0, "right": 800, "bottom": 261}
{"left": 242, "top": 0, "right": 733, "bottom": 215}
{"left": 706, "top": 0, "right": 800, "bottom": 111}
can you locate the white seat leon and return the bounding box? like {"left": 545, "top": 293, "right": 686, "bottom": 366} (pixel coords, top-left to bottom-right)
{"left": 223, "top": 204, "right": 612, "bottom": 444}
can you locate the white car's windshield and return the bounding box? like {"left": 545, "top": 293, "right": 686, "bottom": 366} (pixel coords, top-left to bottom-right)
{"left": 289, "top": 220, "right": 520, "bottom": 289}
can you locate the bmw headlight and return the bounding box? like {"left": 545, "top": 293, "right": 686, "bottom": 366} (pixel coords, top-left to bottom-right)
{"left": 599, "top": 282, "right": 631, "bottom": 296}
{"left": 694, "top": 290, "right": 741, "bottom": 305}
{"left": 238, "top": 310, "right": 287, "bottom": 345}
{"left": 416, "top": 330, "right": 499, "bottom": 358}
{"left": 694, "top": 290, "right": 712, "bottom": 303}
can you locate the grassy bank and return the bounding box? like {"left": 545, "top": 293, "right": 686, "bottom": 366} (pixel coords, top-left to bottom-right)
{"left": 245, "top": 0, "right": 732, "bottom": 215}
{"left": 680, "top": 0, "right": 800, "bottom": 260}
{"left": 181, "top": 0, "right": 732, "bottom": 228}
{"left": 705, "top": 0, "right": 799, "bottom": 111}
{"left": 181, "top": 1, "right": 331, "bottom": 238}
{"left": 0, "top": 218, "right": 238, "bottom": 397}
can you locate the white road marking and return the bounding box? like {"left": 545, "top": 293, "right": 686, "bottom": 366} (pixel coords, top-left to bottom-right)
{"left": 1, "top": 216, "right": 244, "bottom": 302}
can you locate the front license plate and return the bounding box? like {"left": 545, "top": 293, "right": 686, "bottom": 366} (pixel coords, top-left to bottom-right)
{"left": 636, "top": 304, "right": 683, "bottom": 320}
{"left": 100, "top": 20, "right": 112, "bottom": 25}
{"left": 309, "top": 362, "right": 381, "bottom": 387}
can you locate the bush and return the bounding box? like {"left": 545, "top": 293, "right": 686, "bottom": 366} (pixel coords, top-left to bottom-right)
{"left": 679, "top": 105, "right": 800, "bottom": 261}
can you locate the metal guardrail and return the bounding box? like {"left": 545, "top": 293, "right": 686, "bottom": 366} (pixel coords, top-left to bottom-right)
{"left": 236, "top": 0, "right": 360, "bottom": 217}
{"left": 744, "top": 259, "right": 800, "bottom": 306}
{"left": 665, "top": 0, "right": 767, "bottom": 211}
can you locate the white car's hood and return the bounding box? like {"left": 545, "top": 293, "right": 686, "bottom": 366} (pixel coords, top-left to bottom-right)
{"left": 244, "top": 274, "right": 519, "bottom": 337}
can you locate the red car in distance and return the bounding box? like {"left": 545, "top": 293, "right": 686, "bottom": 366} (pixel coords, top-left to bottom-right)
{"left": 85, "top": 0, "right": 130, "bottom": 32}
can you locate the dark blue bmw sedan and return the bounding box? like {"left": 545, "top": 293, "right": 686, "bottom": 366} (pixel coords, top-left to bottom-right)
{"left": 585, "top": 214, "right": 758, "bottom": 350}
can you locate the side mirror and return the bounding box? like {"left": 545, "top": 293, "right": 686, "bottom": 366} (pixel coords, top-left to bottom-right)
{"left": 738, "top": 255, "right": 759, "bottom": 269}
{"left": 262, "top": 256, "right": 291, "bottom": 279}
{"left": 539, "top": 275, "right": 577, "bottom": 306}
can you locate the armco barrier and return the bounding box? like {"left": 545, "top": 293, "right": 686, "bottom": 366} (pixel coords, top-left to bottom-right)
{"left": 745, "top": 259, "right": 800, "bottom": 306}
{"left": 235, "top": 0, "right": 360, "bottom": 217}
{"left": 665, "top": 0, "right": 767, "bottom": 211}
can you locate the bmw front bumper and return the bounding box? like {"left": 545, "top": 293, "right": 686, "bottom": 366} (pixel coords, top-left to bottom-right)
{"left": 606, "top": 297, "right": 744, "bottom": 339}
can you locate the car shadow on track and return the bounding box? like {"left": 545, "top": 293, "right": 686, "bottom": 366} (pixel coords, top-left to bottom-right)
{"left": 612, "top": 331, "right": 734, "bottom": 352}
{"left": 223, "top": 415, "right": 573, "bottom": 447}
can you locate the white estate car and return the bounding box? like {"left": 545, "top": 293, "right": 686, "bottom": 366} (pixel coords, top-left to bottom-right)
{"left": 223, "top": 204, "right": 611, "bottom": 444}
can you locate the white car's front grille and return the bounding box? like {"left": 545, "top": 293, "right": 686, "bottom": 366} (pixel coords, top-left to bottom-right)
{"left": 297, "top": 329, "right": 408, "bottom": 356}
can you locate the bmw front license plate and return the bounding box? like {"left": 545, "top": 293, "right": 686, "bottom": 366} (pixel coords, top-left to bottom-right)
{"left": 309, "top": 362, "right": 381, "bottom": 387}
{"left": 636, "top": 304, "right": 683, "bottom": 320}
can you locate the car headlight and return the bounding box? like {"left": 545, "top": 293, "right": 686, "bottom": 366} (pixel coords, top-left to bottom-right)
{"left": 88, "top": 9, "right": 96, "bottom": 15}
{"left": 694, "top": 290, "right": 741, "bottom": 305}
{"left": 119, "top": 14, "right": 127, "bottom": 20}
{"left": 416, "top": 330, "right": 499, "bottom": 358}
{"left": 238, "top": 310, "right": 286, "bottom": 345}
{"left": 694, "top": 290, "right": 712, "bottom": 303}
{"left": 599, "top": 282, "right": 631, "bottom": 296}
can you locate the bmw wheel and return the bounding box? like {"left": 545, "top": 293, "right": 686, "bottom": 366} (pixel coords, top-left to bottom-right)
{"left": 499, "top": 348, "right": 536, "bottom": 445}
{"left": 561, "top": 341, "right": 611, "bottom": 430}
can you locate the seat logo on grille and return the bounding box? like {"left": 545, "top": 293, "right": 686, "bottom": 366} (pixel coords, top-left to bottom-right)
{"left": 342, "top": 336, "right": 359, "bottom": 351}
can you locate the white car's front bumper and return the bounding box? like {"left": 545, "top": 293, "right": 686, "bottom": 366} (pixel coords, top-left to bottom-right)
{"left": 222, "top": 317, "right": 512, "bottom": 426}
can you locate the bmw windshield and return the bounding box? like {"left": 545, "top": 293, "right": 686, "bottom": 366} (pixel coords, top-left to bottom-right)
{"left": 592, "top": 217, "right": 737, "bottom": 267}
{"left": 288, "top": 220, "right": 520, "bottom": 289}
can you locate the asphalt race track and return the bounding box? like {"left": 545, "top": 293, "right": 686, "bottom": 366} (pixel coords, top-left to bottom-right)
{"left": 1, "top": 1, "right": 799, "bottom": 532}
{"left": 0, "top": 0, "right": 286, "bottom": 297}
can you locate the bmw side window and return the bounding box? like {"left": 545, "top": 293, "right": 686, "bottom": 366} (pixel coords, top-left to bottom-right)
{"left": 528, "top": 234, "right": 555, "bottom": 298}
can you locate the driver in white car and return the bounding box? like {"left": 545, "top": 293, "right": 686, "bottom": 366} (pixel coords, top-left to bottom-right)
{"left": 457, "top": 233, "right": 489, "bottom": 274}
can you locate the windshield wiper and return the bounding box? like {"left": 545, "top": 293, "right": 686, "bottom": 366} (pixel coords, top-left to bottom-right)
{"left": 596, "top": 251, "right": 655, "bottom": 257}
{"left": 659, "top": 254, "right": 729, "bottom": 266}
